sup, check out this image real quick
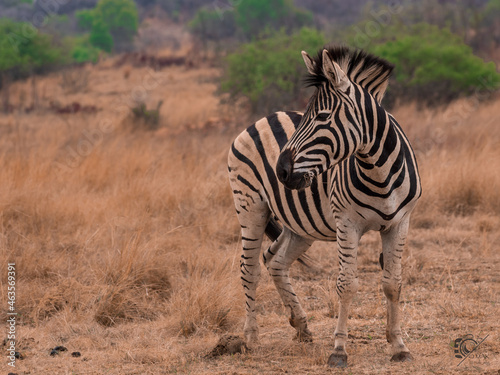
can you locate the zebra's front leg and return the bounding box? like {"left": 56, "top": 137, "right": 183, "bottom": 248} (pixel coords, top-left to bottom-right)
{"left": 328, "top": 223, "right": 360, "bottom": 368}
{"left": 263, "top": 229, "right": 313, "bottom": 342}
{"left": 381, "top": 218, "right": 413, "bottom": 362}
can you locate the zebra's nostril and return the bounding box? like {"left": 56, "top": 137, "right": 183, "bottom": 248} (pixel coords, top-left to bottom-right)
{"left": 278, "top": 168, "right": 288, "bottom": 182}
{"left": 277, "top": 149, "right": 294, "bottom": 184}
{"left": 277, "top": 162, "right": 288, "bottom": 182}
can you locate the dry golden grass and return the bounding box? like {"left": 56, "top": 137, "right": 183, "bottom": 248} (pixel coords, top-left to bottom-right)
{"left": 0, "top": 60, "right": 499, "bottom": 374}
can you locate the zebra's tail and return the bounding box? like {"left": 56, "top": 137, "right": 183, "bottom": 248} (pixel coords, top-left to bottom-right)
{"left": 264, "top": 217, "right": 315, "bottom": 268}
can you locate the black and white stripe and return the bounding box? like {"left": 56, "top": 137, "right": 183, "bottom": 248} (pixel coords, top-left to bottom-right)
{"left": 228, "top": 45, "right": 421, "bottom": 366}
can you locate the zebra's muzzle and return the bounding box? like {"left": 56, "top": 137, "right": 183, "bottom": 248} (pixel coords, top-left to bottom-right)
{"left": 276, "top": 149, "right": 312, "bottom": 190}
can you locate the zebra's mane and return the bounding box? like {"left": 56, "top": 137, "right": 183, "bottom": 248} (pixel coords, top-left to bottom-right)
{"left": 305, "top": 45, "right": 394, "bottom": 103}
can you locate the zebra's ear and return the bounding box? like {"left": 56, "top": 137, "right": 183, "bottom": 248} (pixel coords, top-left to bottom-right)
{"left": 301, "top": 51, "right": 316, "bottom": 75}
{"left": 322, "top": 49, "right": 350, "bottom": 92}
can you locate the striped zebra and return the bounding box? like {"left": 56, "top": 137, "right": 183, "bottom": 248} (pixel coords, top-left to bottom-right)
{"left": 227, "top": 45, "right": 421, "bottom": 367}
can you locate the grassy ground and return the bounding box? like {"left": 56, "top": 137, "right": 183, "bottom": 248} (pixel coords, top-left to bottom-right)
{"left": 0, "top": 58, "right": 499, "bottom": 374}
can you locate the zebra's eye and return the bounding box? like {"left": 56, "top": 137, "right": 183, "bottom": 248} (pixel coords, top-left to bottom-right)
{"left": 316, "top": 112, "right": 330, "bottom": 122}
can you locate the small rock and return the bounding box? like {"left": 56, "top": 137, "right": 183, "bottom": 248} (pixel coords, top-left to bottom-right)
{"left": 206, "top": 335, "right": 248, "bottom": 358}
{"left": 71, "top": 351, "right": 81, "bottom": 357}
{"left": 50, "top": 345, "right": 68, "bottom": 356}
{"left": 14, "top": 351, "right": 24, "bottom": 359}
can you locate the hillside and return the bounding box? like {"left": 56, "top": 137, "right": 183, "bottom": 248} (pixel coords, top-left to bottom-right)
{"left": 0, "top": 0, "right": 371, "bottom": 22}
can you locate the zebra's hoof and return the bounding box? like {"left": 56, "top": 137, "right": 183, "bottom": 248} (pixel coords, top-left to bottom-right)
{"left": 390, "top": 351, "right": 413, "bottom": 362}
{"left": 327, "top": 353, "right": 348, "bottom": 368}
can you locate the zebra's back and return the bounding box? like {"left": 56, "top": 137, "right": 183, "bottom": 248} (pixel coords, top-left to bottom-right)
{"left": 228, "top": 111, "right": 337, "bottom": 241}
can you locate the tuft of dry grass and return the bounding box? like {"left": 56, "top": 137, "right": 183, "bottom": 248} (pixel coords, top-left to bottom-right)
{"left": 167, "top": 259, "right": 241, "bottom": 337}
{"left": 0, "top": 60, "right": 498, "bottom": 374}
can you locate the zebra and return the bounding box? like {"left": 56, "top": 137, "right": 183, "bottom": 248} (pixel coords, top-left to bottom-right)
{"left": 227, "top": 45, "right": 421, "bottom": 367}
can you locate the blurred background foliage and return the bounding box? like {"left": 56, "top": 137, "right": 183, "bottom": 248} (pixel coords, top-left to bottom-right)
{"left": 76, "top": 0, "right": 139, "bottom": 52}
{"left": 220, "top": 27, "right": 324, "bottom": 113}
{"left": 0, "top": 0, "right": 499, "bottom": 113}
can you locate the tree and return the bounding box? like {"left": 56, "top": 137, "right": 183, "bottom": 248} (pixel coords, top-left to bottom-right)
{"left": 67, "top": 35, "right": 101, "bottom": 63}
{"left": 0, "top": 21, "right": 23, "bottom": 69}
{"left": 189, "top": 7, "right": 237, "bottom": 42}
{"left": 235, "top": 0, "right": 313, "bottom": 40}
{"left": 0, "top": 18, "right": 62, "bottom": 111}
{"left": 96, "top": 0, "right": 138, "bottom": 49}
{"left": 76, "top": 0, "right": 138, "bottom": 52}
{"left": 76, "top": 9, "right": 95, "bottom": 30}
{"left": 189, "top": 7, "right": 237, "bottom": 55}
{"left": 0, "top": 19, "right": 23, "bottom": 112}
{"left": 368, "top": 24, "right": 500, "bottom": 106}
{"left": 472, "top": 0, "right": 500, "bottom": 56}
{"left": 89, "top": 18, "right": 113, "bottom": 52}
{"left": 220, "top": 27, "right": 325, "bottom": 113}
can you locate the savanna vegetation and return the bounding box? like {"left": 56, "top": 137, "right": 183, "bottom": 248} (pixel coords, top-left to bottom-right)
{"left": 76, "top": 0, "right": 139, "bottom": 52}
{"left": 215, "top": 1, "right": 500, "bottom": 112}
{"left": 0, "top": 0, "right": 499, "bottom": 373}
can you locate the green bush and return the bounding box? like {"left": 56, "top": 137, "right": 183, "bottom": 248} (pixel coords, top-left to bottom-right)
{"left": 0, "top": 18, "right": 61, "bottom": 75}
{"left": 220, "top": 27, "right": 325, "bottom": 114}
{"left": 188, "top": 0, "right": 313, "bottom": 46}
{"left": 76, "top": 9, "right": 94, "bottom": 30}
{"left": 0, "top": 18, "right": 65, "bottom": 112}
{"left": 0, "top": 20, "right": 23, "bottom": 74}
{"left": 188, "top": 7, "right": 237, "bottom": 46}
{"left": 76, "top": 0, "right": 138, "bottom": 52}
{"left": 473, "top": 0, "right": 500, "bottom": 49}
{"left": 66, "top": 35, "right": 101, "bottom": 63}
{"left": 89, "top": 18, "right": 114, "bottom": 53}
{"left": 368, "top": 24, "right": 500, "bottom": 106}
{"left": 235, "top": 0, "right": 313, "bottom": 40}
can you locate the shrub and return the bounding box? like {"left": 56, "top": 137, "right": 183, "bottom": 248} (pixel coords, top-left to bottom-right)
{"left": 68, "top": 35, "right": 101, "bottom": 63}
{"left": 0, "top": 18, "right": 62, "bottom": 74}
{"left": 89, "top": 18, "right": 114, "bottom": 53}
{"left": 76, "top": 0, "right": 138, "bottom": 52}
{"left": 367, "top": 24, "right": 500, "bottom": 106}
{"left": 0, "top": 18, "right": 63, "bottom": 111}
{"left": 220, "top": 27, "right": 325, "bottom": 114}
{"left": 130, "top": 101, "right": 164, "bottom": 130}
{"left": 188, "top": 0, "right": 313, "bottom": 47}
{"left": 189, "top": 7, "right": 237, "bottom": 42}
{"left": 235, "top": 0, "right": 313, "bottom": 40}
{"left": 76, "top": 9, "right": 95, "bottom": 30}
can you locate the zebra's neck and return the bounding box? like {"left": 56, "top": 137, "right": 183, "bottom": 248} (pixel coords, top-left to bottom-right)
{"left": 353, "top": 104, "right": 408, "bottom": 190}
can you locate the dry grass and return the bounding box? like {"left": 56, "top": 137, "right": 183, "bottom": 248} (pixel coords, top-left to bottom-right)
{"left": 0, "top": 59, "right": 499, "bottom": 374}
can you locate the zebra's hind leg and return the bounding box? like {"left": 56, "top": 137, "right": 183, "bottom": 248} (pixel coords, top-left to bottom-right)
{"left": 263, "top": 228, "right": 314, "bottom": 342}
{"left": 380, "top": 218, "right": 413, "bottom": 362}
{"left": 236, "top": 208, "right": 270, "bottom": 345}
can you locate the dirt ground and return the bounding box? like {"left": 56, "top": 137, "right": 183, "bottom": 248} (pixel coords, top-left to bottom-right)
{"left": 7, "top": 221, "right": 500, "bottom": 374}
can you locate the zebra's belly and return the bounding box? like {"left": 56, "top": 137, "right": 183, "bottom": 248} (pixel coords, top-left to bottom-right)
{"left": 266, "top": 174, "right": 337, "bottom": 242}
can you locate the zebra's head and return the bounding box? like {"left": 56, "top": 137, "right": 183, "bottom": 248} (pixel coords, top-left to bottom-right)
{"left": 276, "top": 46, "right": 393, "bottom": 190}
